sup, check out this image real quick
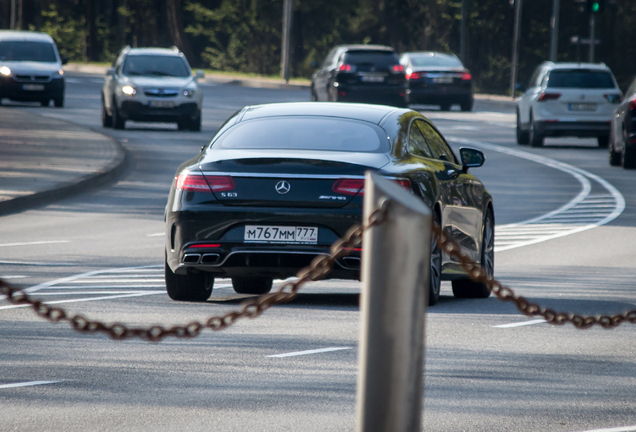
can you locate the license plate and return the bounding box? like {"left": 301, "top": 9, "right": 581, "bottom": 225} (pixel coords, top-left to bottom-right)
{"left": 569, "top": 103, "right": 597, "bottom": 111}
{"left": 360, "top": 74, "right": 386, "bottom": 83}
{"left": 244, "top": 226, "right": 318, "bottom": 244}
{"left": 433, "top": 76, "right": 453, "bottom": 84}
{"left": 149, "top": 100, "right": 175, "bottom": 108}
{"left": 22, "top": 84, "right": 45, "bottom": 91}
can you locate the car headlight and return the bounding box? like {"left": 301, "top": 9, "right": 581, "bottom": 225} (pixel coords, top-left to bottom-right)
{"left": 0, "top": 66, "right": 11, "bottom": 77}
{"left": 121, "top": 85, "right": 137, "bottom": 96}
{"left": 53, "top": 69, "right": 64, "bottom": 78}
{"left": 183, "top": 88, "right": 196, "bottom": 98}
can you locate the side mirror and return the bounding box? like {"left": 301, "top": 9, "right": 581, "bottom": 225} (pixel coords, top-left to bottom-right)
{"left": 106, "top": 67, "right": 116, "bottom": 77}
{"left": 195, "top": 69, "right": 205, "bottom": 79}
{"left": 310, "top": 61, "right": 319, "bottom": 69}
{"left": 514, "top": 82, "right": 526, "bottom": 92}
{"left": 459, "top": 147, "right": 485, "bottom": 171}
{"left": 61, "top": 57, "right": 69, "bottom": 65}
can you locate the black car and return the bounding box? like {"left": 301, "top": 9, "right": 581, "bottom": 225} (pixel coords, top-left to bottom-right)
{"left": 164, "top": 102, "right": 494, "bottom": 306}
{"left": 310, "top": 45, "right": 407, "bottom": 106}
{"left": 609, "top": 76, "right": 636, "bottom": 168}
{"left": 0, "top": 31, "right": 66, "bottom": 107}
{"left": 399, "top": 52, "right": 473, "bottom": 111}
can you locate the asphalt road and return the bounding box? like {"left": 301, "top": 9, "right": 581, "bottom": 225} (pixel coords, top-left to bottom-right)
{"left": 1, "top": 75, "right": 635, "bottom": 432}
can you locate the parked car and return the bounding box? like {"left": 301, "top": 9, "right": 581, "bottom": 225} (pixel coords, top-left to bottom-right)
{"left": 609, "top": 76, "right": 636, "bottom": 168}
{"left": 0, "top": 30, "right": 66, "bottom": 107}
{"left": 399, "top": 51, "right": 473, "bottom": 111}
{"left": 516, "top": 62, "right": 622, "bottom": 147}
{"left": 310, "top": 45, "right": 407, "bottom": 107}
{"left": 164, "top": 102, "right": 495, "bottom": 306}
{"left": 101, "top": 46, "right": 204, "bottom": 131}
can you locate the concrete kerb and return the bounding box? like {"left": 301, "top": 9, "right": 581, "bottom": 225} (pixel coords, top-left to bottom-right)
{"left": 0, "top": 109, "right": 128, "bottom": 217}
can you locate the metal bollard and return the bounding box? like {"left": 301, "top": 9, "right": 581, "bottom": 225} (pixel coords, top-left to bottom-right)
{"left": 355, "top": 172, "right": 432, "bottom": 432}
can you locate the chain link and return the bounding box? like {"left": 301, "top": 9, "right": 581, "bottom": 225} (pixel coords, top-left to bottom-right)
{"left": 1, "top": 198, "right": 634, "bottom": 341}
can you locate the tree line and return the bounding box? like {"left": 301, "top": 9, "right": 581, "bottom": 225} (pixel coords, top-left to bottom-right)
{"left": 1, "top": 0, "right": 635, "bottom": 94}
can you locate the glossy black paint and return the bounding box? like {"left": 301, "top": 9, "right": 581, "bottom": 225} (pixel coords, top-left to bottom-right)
{"left": 165, "top": 102, "right": 493, "bottom": 283}
{"left": 609, "top": 77, "right": 636, "bottom": 168}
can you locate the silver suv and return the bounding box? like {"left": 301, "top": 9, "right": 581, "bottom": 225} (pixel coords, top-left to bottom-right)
{"left": 101, "top": 46, "right": 204, "bottom": 131}
{"left": 516, "top": 62, "right": 622, "bottom": 147}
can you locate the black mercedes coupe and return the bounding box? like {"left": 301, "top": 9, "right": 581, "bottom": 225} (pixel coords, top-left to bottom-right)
{"left": 164, "top": 102, "right": 494, "bottom": 305}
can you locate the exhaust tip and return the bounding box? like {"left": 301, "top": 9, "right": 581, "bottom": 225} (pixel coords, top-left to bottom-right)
{"left": 183, "top": 254, "right": 201, "bottom": 264}
{"left": 201, "top": 253, "right": 220, "bottom": 264}
{"left": 341, "top": 256, "right": 361, "bottom": 269}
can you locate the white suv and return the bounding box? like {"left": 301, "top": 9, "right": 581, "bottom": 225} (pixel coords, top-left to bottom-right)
{"left": 102, "top": 46, "right": 204, "bottom": 131}
{"left": 516, "top": 62, "right": 622, "bottom": 147}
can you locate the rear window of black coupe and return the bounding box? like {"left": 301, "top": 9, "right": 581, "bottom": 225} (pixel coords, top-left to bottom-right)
{"left": 212, "top": 117, "right": 388, "bottom": 153}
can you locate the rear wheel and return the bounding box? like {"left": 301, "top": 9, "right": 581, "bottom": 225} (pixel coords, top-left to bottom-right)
{"left": 40, "top": 99, "right": 50, "bottom": 107}
{"left": 429, "top": 211, "right": 442, "bottom": 306}
{"left": 609, "top": 128, "right": 621, "bottom": 166}
{"left": 529, "top": 115, "right": 544, "bottom": 147}
{"left": 597, "top": 136, "right": 609, "bottom": 148}
{"left": 54, "top": 95, "right": 64, "bottom": 108}
{"left": 165, "top": 259, "right": 214, "bottom": 301}
{"left": 460, "top": 98, "right": 473, "bottom": 112}
{"left": 452, "top": 209, "right": 493, "bottom": 299}
{"left": 622, "top": 144, "right": 636, "bottom": 169}
{"left": 516, "top": 110, "right": 529, "bottom": 145}
{"left": 440, "top": 103, "right": 451, "bottom": 112}
{"left": 232, "top": 277, "right": 273, "bottom": 295}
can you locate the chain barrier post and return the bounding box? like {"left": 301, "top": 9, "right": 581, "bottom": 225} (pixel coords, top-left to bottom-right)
{"left": 355, "top": 172, "right": 431, "bottom": 432}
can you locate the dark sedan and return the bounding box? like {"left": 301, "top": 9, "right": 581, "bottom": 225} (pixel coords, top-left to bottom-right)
{"left": 399, "top": 52, "right": 473, "bottom": 111}
{"left": 310, "top": 45, "right": 407, "bottom": 106}
{"left": 164, "top": 102, "right": 494, "bottom": 306}
{"left": 609, "top": 76, "right": 636, "bottom": 168}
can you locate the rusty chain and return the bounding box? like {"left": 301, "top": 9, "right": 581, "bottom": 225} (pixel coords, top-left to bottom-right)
{"left": 1, "top": 197, "right": 635, "bottom": 341}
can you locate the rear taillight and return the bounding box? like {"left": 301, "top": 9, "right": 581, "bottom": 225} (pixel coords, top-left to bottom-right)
{"left": 537, "top": 92, "right": 561, "bottom": 102}
{"left": 406, "top": 72, "right": 424, "bottom": 80}
{"left": 392, "top": 64, "right": 405, "bottom": 73}
{"left": 205, "top": 175, "right": 236, "bottom": 192}
{"left": 175, "top": 174, "right": 235, "bottom": 193}
{"left": 629, "top": 99, "right": 636, "bottom": 111}
{"left": 393, "top": 179, "right": 412, "bottom": 190}
{"left": 175, "top": 174, "right": 212, "bottom": 192}
{"left": 338, "top": 64, "right": 353, "bottom": 72}
{"left": 461, "top": 72, "right": 472, "bottom": 80}
{"left": 187, "top": 243, "right": 221, "bottom": 249}
{"left": 333, "top": 179, "right": 365, "bottom": 196}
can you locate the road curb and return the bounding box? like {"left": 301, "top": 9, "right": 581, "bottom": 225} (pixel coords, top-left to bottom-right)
{"left": 0, "top": 121, "right": 128, "bottom": 217}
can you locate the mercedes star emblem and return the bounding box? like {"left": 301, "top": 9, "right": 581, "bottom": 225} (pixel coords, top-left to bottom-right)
{"left": 275, "top": 180, "right": 291, "bottom": 194}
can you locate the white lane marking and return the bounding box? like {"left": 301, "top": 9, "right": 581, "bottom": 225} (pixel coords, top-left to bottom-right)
{"left": 147, "top": 233, "right": 164, "bottom": 237}
{"left": 448, "top": 138, "right": 625, "bottom": 252}
{"left": 493, "top": 319, "right": 547, "bottom": 328}
{"left": 64, "top": 78, "right": 80, "bottom": 83}
{"left": 266, "top": 347, "right": 352, "bottom": 358}
{"left": 572, "top": 426, "right": 636, "bottom": 432}
{"left": 0, "top": 380, "right": 62, "bottom": 389}
{"left": 0, "top": 275, "right": 26, "bottom": 279}
{"left": 0, "top": 240, "right": 70, "bottom": 248}
{"left": 90, "top": 78, "right": 104, "bottom": 84}
{"left": 0, "top": 291, "right": 165, "bottom": 310}
{"left": 0, "top": 260, "right": 74, "bottom": 266}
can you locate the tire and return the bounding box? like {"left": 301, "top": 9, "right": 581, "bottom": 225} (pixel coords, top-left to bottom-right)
{"left": 177, "top": 118, "right": 189, "bottom": 131}
{"left": 189, "top": 111, "right": 202, "bottom": 131}
{"left": 452, "top": 209, "right": 494, "bottom": 299}
{"left": 112, "top": 101, "right": 125, "bottom": 130}
{"left": 460, "top": 98, "right": 473, "bottom": 112}
{"left": 231, "top": 277, "right": 273, "bottom": 295}
{"left": 101, "top": 98, "right": 113, "bottom": 128}
{"left": 516, "top": 110, "right": 529, "bottom": 145}
{"left": 54, "top": 95, "right": 64, "bottom": 108}
{"left": 310, "top": 87, "right": 317, "bottom": 101}
{"left": 609, "top": 127, "right": 621, "bottom": 166}
{"left": 622, "top": 143, "right": 636, "bottom": 169}
{"left": 40, "top": 99, "right": 50, "bottom": 107}
{"left": 165, "top": 259, "right": 214, "bottom": 301}
{"left": 440, "top": 103, "right": 451, "bottom": 112}
{"left": 597, "top": 136, "right": 609, "bottom": 148}
{"left": 529, "top": 115, "right": 544, "bottom": 147}
{"left": 429, "top": 211, "right": 442, "bottom": 306}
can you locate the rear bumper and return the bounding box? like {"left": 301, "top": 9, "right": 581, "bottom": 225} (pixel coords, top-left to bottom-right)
{"left": 536, "top": 120, "right": 611, "bottom": 138}
{"left": 406, "top": 86, "right": 472, "bottom": 105}
{"left": 335, "top": 84, "right": 407, "bottom": 104}
{"left": 0, "top": 76, "right": 64, "bottom": 101}
{"left": 119, "top": 101, "right": 199, "bottom": 122}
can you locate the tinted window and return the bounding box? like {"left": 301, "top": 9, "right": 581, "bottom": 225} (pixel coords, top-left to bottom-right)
{"left": 0, "top": 41, "right": 57, "bottom": 62}
{"left": 408, "top": 54, "right": 462, "bottom": 68}
{"left": 213, "top": 117, "right": 388, "bottom": 153}
{"left": 122, "top": 55, "right": 190, "bottom": 77}
{"left": 547, "top": 70, "right": 615, "bottom": 89}
{"left": 408, "top": 121, "right": 434, "bottom": 158}
{"left": 416, "top": 122, "right": 458, "bottom": 164}
{"left": 343, "top": 51, "right": 399, "bottom": 67}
